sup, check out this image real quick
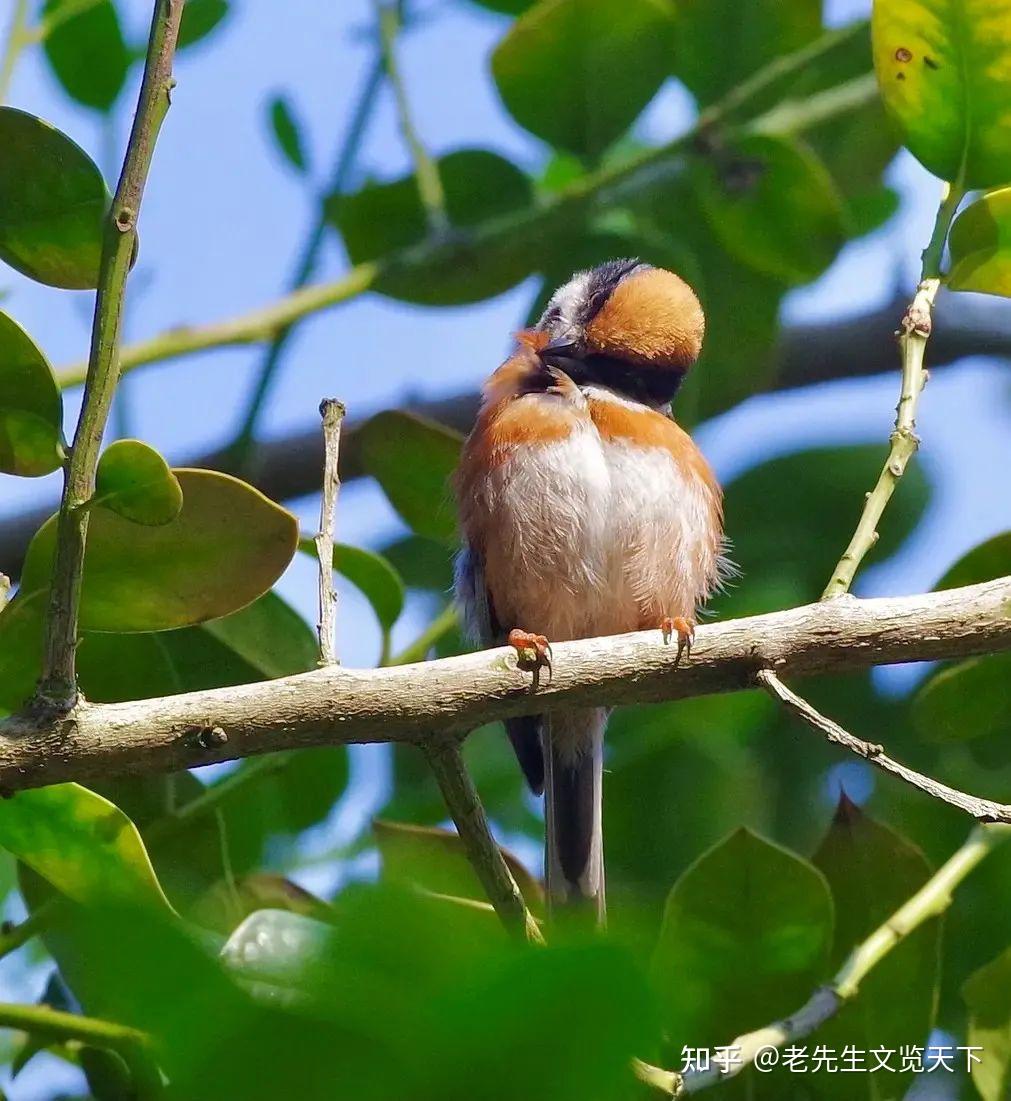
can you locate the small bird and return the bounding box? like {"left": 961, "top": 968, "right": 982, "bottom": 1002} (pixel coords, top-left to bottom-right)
{"left": 454, "top": 259, "right": 726, "bottom": 921}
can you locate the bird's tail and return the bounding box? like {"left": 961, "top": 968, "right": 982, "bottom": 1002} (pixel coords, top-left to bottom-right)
{"left": 544, "top": 707, "right": 607, "bottom": 925}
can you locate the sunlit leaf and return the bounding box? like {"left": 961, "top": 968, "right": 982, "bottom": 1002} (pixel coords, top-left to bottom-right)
{"left": 691, "top": 133, "right": 848, "bottom": 285}
{"left": 872, "top": 0, "right": 1011, "bottom": 188}
{"left": 42, "top": 0, "right": 130, "bottom": 112}
{"left": 492, "top": 0, "right": 675, "bottom": 159}
{"left": 328, "top": 148, "right": 537, "bottom": 305}
{"left": 948, "top": 188, "right": 1011, "bottom": 296}
{"left": 298, "top": 537, "right": 405, "bottom": 634}
{"left": 221, "top": 908, "right": 332, "bottom": 993}
{"left": 356, "top": 411, "right": 462, "bottom": 544}
{"left": 268, "top": 94, "right": 309, "bottom": 174}
{"left": 810, "top": 796, "right": 938, "bottom": 1099}
{"left": 0, "top": 309, "right": 64, "bottom": 476}
{"left": 177, "top": 0, "right": 230, "bottom": 48}
{"left": 963, "top": 944, "right": 1011, "bottom": 1101}
{"left": 374, "top": 818, "right": 543, "bottom": 911}
{"left": 95, "top": 439, "right": 183, "bottom": 526}
{"left": 21, "top": 469, "right": 298, "bottom": 632}
{"left": 0, "top": 107, "right": 109, "bottom": 288}
{"left": 651, "top": 828, "right": 833, "bottom": 1049}
{"left": 0, "top": 784, "right": 169, "bottom": 909}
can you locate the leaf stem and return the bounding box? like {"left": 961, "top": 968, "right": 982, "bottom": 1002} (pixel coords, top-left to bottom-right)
{"left": 422, "top": 738, "right": 543, "bottom": 943}
{"left": 315, "top": 398, "right": 346, "bottom": 665}
{"left": 35, "top": 0, "right": 186, "bottom": 708}
{"left": 0, "top": 0, "right": 30, "bottom": 103}
{"left": 822, "top": 180, "right": 965, "bottom": 599}
{"left": 375, "top": 0, "right": 448, "bottom": 235}
{"left": 384, "top": 602, "right": 459, "bottom": 666}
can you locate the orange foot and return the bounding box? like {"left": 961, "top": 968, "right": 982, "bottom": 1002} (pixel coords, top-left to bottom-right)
{"left": 661, "top": 616, "right": 695, "bottom": 667}
{"left": 507, "top": 628, "right": 552, "bottom": 682}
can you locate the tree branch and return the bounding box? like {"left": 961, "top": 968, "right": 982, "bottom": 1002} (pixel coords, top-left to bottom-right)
{"left": 315, "top": 399, "right": 345, "bottom": 665}
{"left": 646, "top": 822, "right": 1011, "bottom": 1095}
{"left": 1, "top": 577, "right": 1009, "bottom": 794}
{"left": 35, "top": 0, "right": 186, "bottom": 708}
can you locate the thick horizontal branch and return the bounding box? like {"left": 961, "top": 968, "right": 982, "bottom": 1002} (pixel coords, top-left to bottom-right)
{"left": 4, "top": 293, "right": 1009, "bottom": 579}
{"left": 1, "top": 577, "right": 1009, "bottom": 794}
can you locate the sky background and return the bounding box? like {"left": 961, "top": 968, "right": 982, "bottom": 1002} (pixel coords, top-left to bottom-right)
{"left": 1, "top": 0, "right": 1010, "bottom": 1093}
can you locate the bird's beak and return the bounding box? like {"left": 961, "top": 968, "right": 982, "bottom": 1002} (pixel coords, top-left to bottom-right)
{"left": 539, "top": 336, "right": 582, "bottom": 361}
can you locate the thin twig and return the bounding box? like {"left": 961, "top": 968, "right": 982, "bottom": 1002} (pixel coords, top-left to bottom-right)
{"left": 35, "top": 0, "right": 186, "bottom": 709}
{"left": 659, "top": 823, "right": 1011, "bottom": 1094}
{"left": 3, "top": 577, "right": 1011, "bottom": 792}
{"left": 822, "top": 181, "right": 965, "bottom": 599}
{"left": 756, "top": 668, "right": 1011, "bottom": 822}
{"left": 0, "top": 0, "right": 29, "bottom": 102}
{"left": 422, "top": 738, "right": 543, "bottom": 943}
{"left": 0, "top": 572, "right": 10, "bottom": 612}
{"left": 53, "top": 71, "right": 879, "bottom": 389}
{"left": 228, "top": 52, "right": 385, "bottom": 470}
{"left": 315, "top": 398, "right": 346, "bottom": 665}
{"left": 375, "top": 0, "right": 448, "bottom": 234}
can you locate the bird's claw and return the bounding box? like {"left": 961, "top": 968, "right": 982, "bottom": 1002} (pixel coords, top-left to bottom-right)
{"left": 508, "top": 628, "right": 553, "bottom": 684}
{"left": 661, "top": 616, "right": 694, "bottom": 667}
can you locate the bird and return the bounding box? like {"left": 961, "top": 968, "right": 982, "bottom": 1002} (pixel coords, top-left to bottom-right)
{"left": 453, "top": 258, "right": 726, "bottom": 922}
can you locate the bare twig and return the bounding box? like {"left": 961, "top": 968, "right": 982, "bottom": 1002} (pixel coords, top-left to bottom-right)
{"left": 0, "top": 573, "right": 10, "bottom": 612}
{"left": 315, "top": 399, "right": 346, "bottom": 665}
{"left": 756, "top": 668, "right": 1011, "bottom": 822}
{"left": 654, "top": 823, "right": 1011, "bottom": 1095}
{"left": 35, "top": 0, "right": 186, "bottom": 708}
{"left": 422, "top": 738, "right": 543, "bottom": 943}
{"left": 2, "top": 578, "right": 1010, "bottom": 793}
{"left": 823, "top": 181, "right": 965, "bottom": 599}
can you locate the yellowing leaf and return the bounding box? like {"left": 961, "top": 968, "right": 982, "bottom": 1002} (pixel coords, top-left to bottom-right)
{"left": 872, "top": 0, "right": 1011, "bottom": 188}
{"left": 948, "top": 187, "right": 1011, "bottom": 295}
{"left": 95, "top": 439, "right": 183, "bottom": 525}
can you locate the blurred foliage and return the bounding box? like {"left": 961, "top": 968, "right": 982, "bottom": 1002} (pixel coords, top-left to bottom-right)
{"left": 1, "top": 0, "right": 1010, "bottom": 1097}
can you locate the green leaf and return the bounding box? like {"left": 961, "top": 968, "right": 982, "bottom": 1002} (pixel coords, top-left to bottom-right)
{"left": 0, "top": 784, "right": 169, "bottom": 909}
{"left": 381, "top": 534, "right": 456, "bottom": 593}
{"left": 0, "top": 107, "right": 109, "bottom": 288}
{"left": 948, "top": 188, "right": 1011, "bottom": 296}
{"left": 297, "top": 538, "right": 405, "bottom": 634}
{"left": 42, "top": 0, "right": 130, "bottom": 112}
{"left": 963, "top": 945, "right": 1011, "bottom": 1101}
{"left": 374, "top": 818, "right": 544, "bottom": 912}
{"left": 467, "top": 0, "right": 535, "bottom": 13}
{"left": 21, "top": 469, "right": 298, "bottom": 632}
{"left": 651, "top": 828, "right": 833, "bottom": 1048}
{"left": 935, "top": 530, "right": 1011, "bottom": 589}
{"left": 671, "top": 0, "right": 821, "bottom": 107}
{"left": 912, "top": 651, "right": 1011, "bottom": 743}
{"left": 328, "top": 148, "right": 537, "bottom": 305}
{"left": 872, "top": 0, "right": 1011, "bottom": 188}
{"left": 0, "top": 309, "right": 64, "bottom": 476}
{"left": 356, "top": 411, "right": 462, "bottom": 544}
{"left": 268, "top": 95, "right": 309, "bottom": 174}
{"left": 221, "top": 908, "right": 332, "bottom": 991}
{"left": 177, "top": 0, "right": 230, "bottom": 48}
{"left": 691, "top": 133, "right": 848, "bottom": 285}
{"left": 94, "top": 439, "right": 183, "bottom": 526}
{"left": 811, "top": 796, "right": 938, "bottom": 1099}
{"left": 491, "top": 0, "right": 675, "bottom": 159}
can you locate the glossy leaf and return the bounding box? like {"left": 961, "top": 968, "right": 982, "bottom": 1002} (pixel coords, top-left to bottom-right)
{"left": 948, "top": 188, "right": 1011, "bottom": 296}
{"left": 356, "top": 411, "right": 462, "bottom": 544}
{"left": 692, "top": 133, "right": 847, "bottom": 285}
{"left": 811, "top": 796, "right": 938, "bottom": 1099}
{"left": 42, "top": 0, "right": 130, "bottom": 112}
{"left": 268, "top": 95, "right": 309, "bottom": 174}
{"left": 651, "top": 828, "right": 833, "bottom": 1047}
{"left": 671, "top": 0, "right": 820, "bottom": 106}
{"left": 95, "top": 439, "right": 183, "bottom": 526}
{"left": 0, "top": 309, "right": 64, "bottom": 476}
{"left": 297, "top": 537, "right": 405, "bottom": 634}
{"left": 0, "top": 784, "right": 168, "bottom": 909}
{"left": 963, "top": 945, "right": 1011, "bottom": 1101}
{"left": 21, "top": 469, "right": 298, "bottom": 632}
{"left": 177, "top": 0, "right": 230, "bottom": 48}
{"left": 0, "top": 107, "right": 109, "bottom": 288}
{"left": 328, "top": 148, "right": 537, "bottom": 305}
{"left": 872, "top": 0, "right": 1011, "bottom": 188}
{"left": 374, "top": 818, "right": 543, "bottom": 911}
{"left": 935, "top": 529, "right": 1011, "bottom": 590}
{"left": 221, "top": 909, "right": 332, "bottom": 992}
{"left": 492, "top": 0, "right": 676, "bottom": 159}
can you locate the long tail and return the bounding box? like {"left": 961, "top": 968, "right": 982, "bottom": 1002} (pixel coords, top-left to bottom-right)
{"left": 544, "top": 707, "right": 607, "bottom": 925}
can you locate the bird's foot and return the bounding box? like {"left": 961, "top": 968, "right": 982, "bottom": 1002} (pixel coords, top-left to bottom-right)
{"left": 507, "top": 628, "right": 553, "bottom": 684}
{"left": 661, "top": 616, "right": 694, "bottom": 667}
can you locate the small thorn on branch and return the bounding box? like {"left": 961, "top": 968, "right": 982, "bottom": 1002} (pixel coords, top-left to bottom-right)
{"left": 316, "top": 398, "right": 346, "bottom": 666}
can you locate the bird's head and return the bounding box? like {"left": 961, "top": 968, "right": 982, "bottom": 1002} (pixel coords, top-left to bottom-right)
{"left": 532, "top": 259, "right": 704, "bottom": 406}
